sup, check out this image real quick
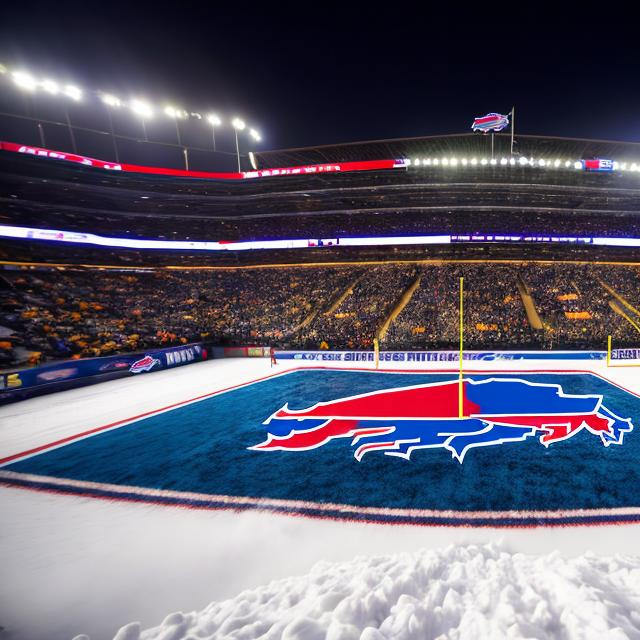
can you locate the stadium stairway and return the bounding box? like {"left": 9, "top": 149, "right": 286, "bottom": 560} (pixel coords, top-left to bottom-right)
{"left": 516, "top": 276, "right": 544, "bottom": 330}
{"left": 608, "top": 299, "right": 640, "bottom": 335}
{"left": 323, "top": 274, "right": 363, "bottom": 316}
{"left": 377, "top": 272, "right": 423, "bottom": 342}
{"left": 597, "top": 278, "right": 640, "bottom": 322}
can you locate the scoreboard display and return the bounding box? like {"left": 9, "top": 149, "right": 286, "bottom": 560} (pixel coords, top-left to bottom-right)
{"left": 581, "top": 158, "right": 614, "bottom": 172}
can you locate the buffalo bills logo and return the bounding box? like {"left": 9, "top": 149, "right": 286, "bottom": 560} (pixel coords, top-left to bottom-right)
{"left": 471, "top": 113, "right": 510, "bottom": 133}
{"left": 129, "top": 355, "right": 161, "bottom": 374}
{"left": 250, "top": 378, "right": 633, "bottom": 463}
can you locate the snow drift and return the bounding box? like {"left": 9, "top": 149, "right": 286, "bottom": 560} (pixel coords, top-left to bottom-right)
{"left": 110, "top": 543, "right": 640, "bottom": 640}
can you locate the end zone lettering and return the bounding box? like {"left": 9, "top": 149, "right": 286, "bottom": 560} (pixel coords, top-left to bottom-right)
{"left": 319, "top": 352, "right": 343, "bottom": 361}
{"left": 344, "top": 352, "right": 375, "bottom": 361}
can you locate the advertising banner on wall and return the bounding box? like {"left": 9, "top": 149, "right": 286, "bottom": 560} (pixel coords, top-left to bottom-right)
{"left": 0, "top": 343, "right": 207, "bottom": 402}
{"left": 275, "top": 350, "right": 607, "bottom": 362}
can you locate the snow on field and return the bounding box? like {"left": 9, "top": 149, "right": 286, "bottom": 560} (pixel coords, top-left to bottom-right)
{"left": 1, "top": 356, "right": 640, "bottom": 640}
{"left": 114, "top": 542, "right": 640, "bottom": 640}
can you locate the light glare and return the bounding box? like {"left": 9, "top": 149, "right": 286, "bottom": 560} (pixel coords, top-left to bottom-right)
{"left": 164, "top": 105, "right": 187, "bottom": 119}
{"left": 64, "top": 85, "right": 82, "bottom": 101}
{"left": 131, "top": 99, "right": 153, "bottom": 118}
{"left": 12, "top": 71, "right": 37, "bottom": 91}
{"left": 41, "top": 79, "right": 59, "bottom": 94}
{"left": 101, "top": 93, "right": 122, "bottom": 107}
{"left": 232, "top": 117, "right": 246, "bottom": 130}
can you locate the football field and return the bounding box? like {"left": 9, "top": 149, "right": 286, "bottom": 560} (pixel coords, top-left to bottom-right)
{"left": 2, "top": 355, "right": 640, "bottom": 639}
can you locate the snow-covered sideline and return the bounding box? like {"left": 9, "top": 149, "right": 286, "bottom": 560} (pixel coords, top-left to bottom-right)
{"left": 112, "top": 542, "right": 640, "bottom": 640}
{"left": 2, "top": 358, "right": 640, "bottom": 640}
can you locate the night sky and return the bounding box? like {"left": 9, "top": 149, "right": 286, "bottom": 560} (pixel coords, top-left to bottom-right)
{"left": 0, "top": 2, "right": 638, "bottom": 152}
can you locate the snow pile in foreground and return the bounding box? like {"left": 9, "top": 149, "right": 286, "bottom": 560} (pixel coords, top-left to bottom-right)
{"left": 111, "top": 543, "right": 640, "bottom": 640}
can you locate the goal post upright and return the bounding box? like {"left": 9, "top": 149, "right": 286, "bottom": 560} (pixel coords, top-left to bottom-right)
{"left": 459, "top": 276, "right": 464, "bottom": 419}
{"left": 606, "top": 333, "right": 640, "bottom": 367}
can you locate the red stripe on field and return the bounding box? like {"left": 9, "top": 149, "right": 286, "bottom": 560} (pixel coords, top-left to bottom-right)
{"left": 2, "top": 480, "right": 640, "bottom": 530}
{"left": 0, "top": 366, "right": 295, "bottom": 466}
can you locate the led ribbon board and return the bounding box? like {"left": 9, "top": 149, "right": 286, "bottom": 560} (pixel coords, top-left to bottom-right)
{"left": 0, "top": 142, "right": 406, "bottom": 180}
{"left": 4, "top": 225, "right": 640, "bottom": 251}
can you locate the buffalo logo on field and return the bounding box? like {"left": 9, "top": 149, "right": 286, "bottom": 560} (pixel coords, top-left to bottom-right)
{"left": 250, "top": 378, "right": 633, "bottom": 463}
{"left": 129, "top": 355, "right": 161, "bottom": 374}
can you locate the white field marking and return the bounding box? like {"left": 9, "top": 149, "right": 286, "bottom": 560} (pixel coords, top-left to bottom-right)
{"left": 3, "top": 469, "right": 640, "bottom": 521}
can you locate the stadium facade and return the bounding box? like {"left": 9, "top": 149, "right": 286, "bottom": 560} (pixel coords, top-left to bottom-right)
{"left": 2, "top": 133, "right": 640, "bottom": 266}
{"left": 2, "top": 132, "right": 640, "bottom": 374}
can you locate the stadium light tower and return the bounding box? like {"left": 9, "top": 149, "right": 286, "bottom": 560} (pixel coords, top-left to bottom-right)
{"left": 10, "top": 71, "right": 45, "bottom": 145}
{"left": 130, "top": 99, "right": 153, "bottom": 141}
{"left": 12, "top": 71, "right": 81, "bottom": 152}
{"left": 60, "top": 85, "right": 82, "bottom": 154}
{"left": 100, "top": 93, "right": 122, "bottom": 163}
{"left": 164, "top": 106, "right": 189, "bottom": 169}
{"left": 207, "top": 113, "right": 221, "bottom": 151}
{"left": 232, "top": 117, "right": 246, "bottom": 172}
{"left": 249, "top": 128, "right": 261, "bottom": 143}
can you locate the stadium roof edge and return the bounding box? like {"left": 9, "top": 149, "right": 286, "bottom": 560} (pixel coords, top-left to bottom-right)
{"left": 261, "top": 133, "right": 640, "bottom": 156}
{"left": 255, "top": 133, "right": 640, "bottom": 169}
{"left": 261, "top": 132, "right": 475, "bottom": 155}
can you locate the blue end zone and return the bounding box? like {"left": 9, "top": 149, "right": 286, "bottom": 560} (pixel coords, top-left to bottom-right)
{"left": 2, "top": 370, "right": 640, "bottom": 526}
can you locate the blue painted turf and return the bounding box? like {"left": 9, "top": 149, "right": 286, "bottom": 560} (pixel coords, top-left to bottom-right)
{"left": 6, "top": 371, "right": 640, "bottom": 512}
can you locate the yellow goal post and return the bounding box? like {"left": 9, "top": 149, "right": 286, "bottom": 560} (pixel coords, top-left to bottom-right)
{"left": 607, "top": 335, "right": 640, "bottom": 367}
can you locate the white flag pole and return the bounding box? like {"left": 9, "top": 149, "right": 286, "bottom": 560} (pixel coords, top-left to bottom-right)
{"left": 510, "top": 106, "right": 515, "bottom": 155}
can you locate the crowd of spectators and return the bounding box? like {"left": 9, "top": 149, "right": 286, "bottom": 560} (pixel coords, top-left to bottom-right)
{"left": 0, "top": 267, "right": 354, "bottom": 366}
{"left": 385, "top": 265, "right": 536, "bottom": 350}
{"left": 1, "top": 262, "right": 640, "bottom": 368}
{"left": 521, "top": 264, "right": 639, "bottom": 348}
{"left": 298, "top": 265, "right": 416, "bottom": 350}
{"left": 384, "top": 265, "right": 461, "bottom": 350}
{"left": 596, "top": 265, "right": 640, "bottom": 324}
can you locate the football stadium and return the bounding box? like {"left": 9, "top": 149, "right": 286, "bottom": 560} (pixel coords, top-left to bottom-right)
{"left": 2, "top": 23, "right": 640, "bottom": 640}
